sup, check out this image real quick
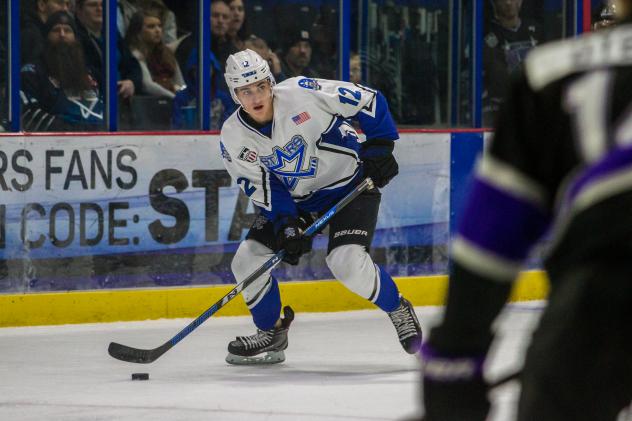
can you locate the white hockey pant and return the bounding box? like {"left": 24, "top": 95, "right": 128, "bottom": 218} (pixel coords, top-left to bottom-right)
{"left": 326, "top": 244, "right": 379, "bottom": 301}
{"left": 231, "top": 239, "right": 275, "bottom": 309}
{"left": 232, "top": 242, "right": 379, "bottom": 306}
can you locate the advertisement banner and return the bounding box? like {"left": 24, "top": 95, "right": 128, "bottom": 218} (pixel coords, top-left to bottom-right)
{"left": 0, "top": 133, "right": 449, "bottom": 292}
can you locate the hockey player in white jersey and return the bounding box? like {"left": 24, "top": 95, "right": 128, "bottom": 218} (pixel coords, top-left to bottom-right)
{"left": 220, "top": 49, "right": 422, "bottom": 364}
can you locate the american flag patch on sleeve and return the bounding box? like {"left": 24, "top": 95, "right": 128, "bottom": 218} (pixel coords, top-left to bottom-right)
{"left": 291, "top": 112, "right": 311, "bottom": 125}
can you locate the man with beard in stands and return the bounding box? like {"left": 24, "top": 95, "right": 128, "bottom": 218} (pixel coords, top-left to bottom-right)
{"left": 21, "top": 11, "right": 105, "bottom": 131}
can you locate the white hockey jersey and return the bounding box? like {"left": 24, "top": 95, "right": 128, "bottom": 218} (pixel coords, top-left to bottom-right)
{"left": 219, "top": 76, "right": 398, "bottom": 223}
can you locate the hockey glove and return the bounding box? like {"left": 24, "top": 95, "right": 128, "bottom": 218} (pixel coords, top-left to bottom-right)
{"left": 421, "top": 343, "right": 491, "bottom": 421}
{"left": 276, "top": 216, "right": 313, "bottom": 266}
{"left": 360, "top": 139, "right": 399, "bottom": 188}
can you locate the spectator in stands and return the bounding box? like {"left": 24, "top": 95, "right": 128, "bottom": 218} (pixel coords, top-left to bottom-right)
{"left": 482, "top": 0, "right": 543, "bottom": 125}
{"left": 400, "top": 12, "right": 440, "bottom": 125}
{"left": 21, "top": 0, "right": 71, "bottom": 64}
{"left": 349, "top": 52, "right": 361, "bottom": 84}
{"left": 117, "top": 0, "right": 138, "bottom": 36}
{"left": 593, "top": 1, "right": 617, "bottom": 30}
{"left": 75, "top": 0, "right": 141, "bottom": 100}
{"left": 244, "top": 35, "right": 285, "bottom": 82}
{"left": 163, "top": 0, "right": 195, "bottom": 36}
{"left": 125, "top": 10, "right": 184, "bottom": 98}
{"left": 280, "top": 28, "right": 319, "bottom": 78}
{"left": 211, "top": 0, "right": 238, "bottom": 67}
{"left": 310, "top": 5, "right": 337, "bottom": 79}
{"left": 137, "top": 0, "right": 178, "bottom": 44}
{"left": 172, "top": 50, "right": 235, "bottom": 130}
{"left": 20, "top": 11, "right": 104, "bottom": 131}
{"left": 227, "top": 0, "right": 248, "bottom": 51}
{"left": 173, "top": 0, "right": 238, "bottom": 129}
{"left": 174, "top": 0, "right": 236, "bottom": 75}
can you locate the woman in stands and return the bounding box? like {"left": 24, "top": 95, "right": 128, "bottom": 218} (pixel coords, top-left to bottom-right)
{"left": 227, "top": 0, "right": 248, "bottom": 51}
{"left": 125, "top": 10, "right": 183, "bottom": 99}
{"left": 136, "top": 0, "right": 178, "bottom": 44}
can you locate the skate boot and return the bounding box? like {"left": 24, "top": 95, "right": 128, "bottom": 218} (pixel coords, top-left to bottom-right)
{"left": 226, "top": 305, "right": 294, "bottom": 365}
{"left": 388, "top": 296, "right": 422, "bottom": 354}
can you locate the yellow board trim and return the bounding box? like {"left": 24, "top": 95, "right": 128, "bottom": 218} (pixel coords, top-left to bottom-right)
{"left": 0, "top": 271, "right": 549, "bottom": 328}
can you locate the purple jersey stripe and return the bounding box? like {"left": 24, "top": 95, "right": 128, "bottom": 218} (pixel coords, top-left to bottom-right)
{"left": 457, "top": 178, "right": 551, "bottom": 261}
{"left": 567, "top": 144, "right": 632, "bottom": 203}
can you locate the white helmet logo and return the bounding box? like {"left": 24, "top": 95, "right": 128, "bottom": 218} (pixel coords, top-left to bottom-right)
{"left": 242, "top": 60, "right": 250, "bottom": 67}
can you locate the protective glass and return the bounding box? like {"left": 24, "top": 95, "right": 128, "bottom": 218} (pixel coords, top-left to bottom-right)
{"left": 482, "top": 0, "right": 569, "bottom": 126}
{"left": 359, "top": 0, "right": 449, "bottom": 127}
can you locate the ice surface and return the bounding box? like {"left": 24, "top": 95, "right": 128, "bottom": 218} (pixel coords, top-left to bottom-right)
{"left": 0, "top": 302, "right": 544, "bottom": 420}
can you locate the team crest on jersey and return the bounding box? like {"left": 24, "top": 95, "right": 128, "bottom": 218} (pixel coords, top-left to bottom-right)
{"left": 259, "top": 135, "right": 319, "bottom": 191}
{"left": 238, "top": 147, "right": 258, "bottom": 162}
{"left": 298, "top": 78, "right": 321, "bottom": 90}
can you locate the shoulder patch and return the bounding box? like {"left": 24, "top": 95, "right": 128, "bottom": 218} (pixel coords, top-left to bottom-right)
{"left": 297, "top": 78, "right": 321, "bottom": 90}
{"left": 220, "top": 141, "right": 232, "bottom": 162}
{"left": 238, "top": 147, "right": 258, "bottom": 163}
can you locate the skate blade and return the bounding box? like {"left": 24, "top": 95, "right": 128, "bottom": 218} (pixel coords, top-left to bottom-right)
{"left": 225, "top": 350, "right": 286, "bottom": 365}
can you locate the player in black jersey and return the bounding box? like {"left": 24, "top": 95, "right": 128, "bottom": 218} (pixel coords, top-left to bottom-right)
{"left": 422, "top": 2, "right": 632, "bottom": 420}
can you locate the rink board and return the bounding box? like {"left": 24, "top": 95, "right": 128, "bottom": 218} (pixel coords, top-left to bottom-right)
{"left": 0, "top": 132, "right": 453, "bottom": 292}
{"left": 0, "top": 130, "right": 549, "bottom": 328}
{"left": 0, "top": 270, "right": 548, "bottom": 327}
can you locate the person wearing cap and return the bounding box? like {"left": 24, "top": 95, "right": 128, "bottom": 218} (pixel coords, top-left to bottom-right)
{"left": 280, "top": 28, "right": 319, "bottom": 79}
{"left": 20, "top": 0, "right": 71, "bottom": 65}
{"left": 482, "top": 0, "right": 543, "bottom": 126}
{"left": 20, "top": 11, "right": 105, "bottom": 131}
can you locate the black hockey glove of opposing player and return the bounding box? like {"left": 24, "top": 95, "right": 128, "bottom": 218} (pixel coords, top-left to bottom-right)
{"left": 276, "top": 215, "right": 313, "bottom": 266}
{"left": 360, "top": 139, "right": 398, "bottom": 188}
{"left": 421, "top": 343, "right": 491, "bottom": 421}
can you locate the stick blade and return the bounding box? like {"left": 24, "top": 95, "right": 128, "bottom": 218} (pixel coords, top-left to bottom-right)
{"left": 108, "top": 341, "right": 170, "bottom": 364}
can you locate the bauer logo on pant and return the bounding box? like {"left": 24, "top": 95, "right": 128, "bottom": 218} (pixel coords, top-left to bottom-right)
{"left": 333, "top": 229, "right": 368, "bottom": 239}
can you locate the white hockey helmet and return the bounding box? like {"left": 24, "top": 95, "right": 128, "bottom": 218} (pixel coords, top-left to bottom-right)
{"left": 224, "top": 49, "right": 276, "bottom": 104}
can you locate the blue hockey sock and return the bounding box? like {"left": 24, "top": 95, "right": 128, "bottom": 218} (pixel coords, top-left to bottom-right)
{"left": 373, "top": 265, "right": 400, "bottom": 312}
{"left": 249, "top": 276, "right": 282, "bottom": 330}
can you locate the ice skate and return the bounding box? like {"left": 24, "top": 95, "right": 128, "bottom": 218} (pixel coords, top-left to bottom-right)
{"left": 226, "top": 305, "right": 294, "bottom": 365}
{"left": 388, "top": 296, "right": 422, "bottom": 354}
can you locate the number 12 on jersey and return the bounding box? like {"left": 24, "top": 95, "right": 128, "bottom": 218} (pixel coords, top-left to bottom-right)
{"left": 338, "top": 87, "right": 361, "bottom": 106}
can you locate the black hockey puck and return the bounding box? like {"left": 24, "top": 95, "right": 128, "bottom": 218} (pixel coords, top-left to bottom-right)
{"left": 131, "top": 373, "right": 149, "bottom": 381}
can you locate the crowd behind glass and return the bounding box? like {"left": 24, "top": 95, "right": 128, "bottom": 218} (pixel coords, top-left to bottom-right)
{"left": 0, "top": 0, "right": 617, "bottom": 133}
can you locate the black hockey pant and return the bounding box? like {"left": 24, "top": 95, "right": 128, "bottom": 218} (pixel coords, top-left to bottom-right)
{"left": 517, "top": 260, "right": 632, "bottom": 421}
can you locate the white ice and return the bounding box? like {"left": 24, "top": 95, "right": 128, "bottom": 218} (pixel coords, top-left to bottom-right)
{"left": 0, "top": 302, "right": 545, "bottom": 421}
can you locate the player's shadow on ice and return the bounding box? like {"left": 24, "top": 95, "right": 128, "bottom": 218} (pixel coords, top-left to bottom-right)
{"left": 218, "top": 363, "right": 418, "bottom": 386}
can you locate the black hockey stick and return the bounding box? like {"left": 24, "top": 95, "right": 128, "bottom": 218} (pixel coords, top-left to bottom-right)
{"left": 108, "top": 177, "right": 375, "bottom": 364}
